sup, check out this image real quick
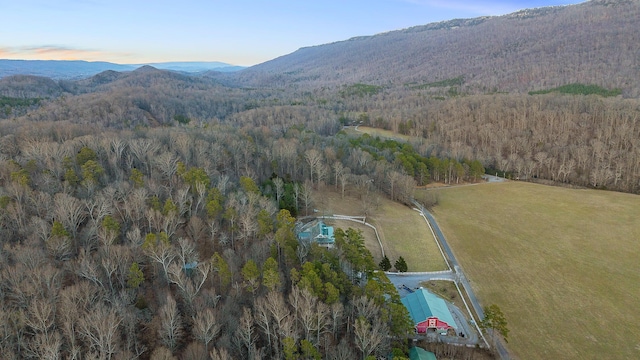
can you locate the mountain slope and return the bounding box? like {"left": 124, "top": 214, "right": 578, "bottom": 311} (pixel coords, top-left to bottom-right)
{"left": 227, "top": 0, "right": 639, "bottom": 96}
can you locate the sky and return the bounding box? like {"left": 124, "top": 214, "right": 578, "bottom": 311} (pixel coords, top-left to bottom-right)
{"left": 1, "top": 0, "right": 586, "bottom": 66}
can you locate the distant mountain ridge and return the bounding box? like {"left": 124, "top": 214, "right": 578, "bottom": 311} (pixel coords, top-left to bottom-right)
{"left": 2, "top": 0, "right": 638, "bottom": 98}
{"left": 0, "top": 59, "right": 245, "bottom": 80}
{"left": 134, "top": 62, "right": 245, "bottom": 73}
{"left": 0, "top": 60, "right": 134, "bottom": 80}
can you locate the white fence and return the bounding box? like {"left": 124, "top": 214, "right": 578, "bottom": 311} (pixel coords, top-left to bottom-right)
{"left": 385, "top": 270, "right": 453, "bottom": 276}
{"left": 320, "top": 214, "right": 385, "bottom": 258}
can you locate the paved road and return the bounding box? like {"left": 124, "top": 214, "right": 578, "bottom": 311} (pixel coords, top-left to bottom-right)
{"left": 448, "top": 301, "right": 478, "bottom": 344}
{"left": 414, "top": 202, "right": 511, "bottom": 360}
{"left": 482, "top": 174, "right": 506, "bottom": 183}
{"left": 386, "top": 272, "right": 456, "bottom": 289}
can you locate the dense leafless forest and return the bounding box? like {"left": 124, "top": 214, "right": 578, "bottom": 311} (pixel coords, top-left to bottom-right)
{"left": 1, "top": 118, "right": 445, "bottom": 359}
{"left": 3, "top": 71, "right": 640, "bottom": 193}
{"left": 1, "top": 0, "right": 639, "bottom": 358}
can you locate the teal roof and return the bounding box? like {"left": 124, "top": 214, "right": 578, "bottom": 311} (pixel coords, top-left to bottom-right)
{"left": 296, "top": 220, "right": 335, "bottom": 244}
{"left": 409, "top": 347, "right": 437, "bottom": 360}
{"left": 401, "top": 288, "right": 457, "bottom": 329}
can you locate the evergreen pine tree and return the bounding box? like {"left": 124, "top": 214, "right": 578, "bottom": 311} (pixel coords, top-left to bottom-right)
{"left": 379, "top": 255, "right": 392, "bottom": 271}
{"left": 394, "top": 256, "right": 408, "bottom": 272}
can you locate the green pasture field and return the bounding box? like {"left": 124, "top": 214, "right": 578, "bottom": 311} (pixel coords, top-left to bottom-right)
{"left": 422, "top": 181, "right": 640, "bottom": 359}
{"left": 316, "top": 190, "right": 448, "bottom": 272}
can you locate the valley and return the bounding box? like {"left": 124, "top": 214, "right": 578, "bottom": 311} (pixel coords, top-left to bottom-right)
{"left": 1, "top": 0, "right": 639, "bottom": 359}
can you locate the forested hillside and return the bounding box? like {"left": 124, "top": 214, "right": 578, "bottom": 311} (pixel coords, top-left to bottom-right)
{"left": 224, "top": 0, "right": 640, "bottom": 97}
{"left": 1, "top": 120, "right": 452, "bottom": 359}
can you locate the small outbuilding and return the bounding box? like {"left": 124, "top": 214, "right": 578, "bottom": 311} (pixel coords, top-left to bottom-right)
{"left": 401, "top": 288, "right": 457, "bottom": 333}
{"left": 409, "top": 346, "right": 437, "bottom": 360}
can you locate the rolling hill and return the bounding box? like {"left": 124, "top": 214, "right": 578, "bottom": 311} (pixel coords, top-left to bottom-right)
{"left": 0, "top": 59, "right": 244, "bottom": 80}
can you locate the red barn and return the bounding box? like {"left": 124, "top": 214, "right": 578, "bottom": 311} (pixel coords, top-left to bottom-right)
{"left": 401, "top": 288, "right": 457, "bottom": 333}
{"left": 416, "top": 317, "right": 452, "bottom": 333}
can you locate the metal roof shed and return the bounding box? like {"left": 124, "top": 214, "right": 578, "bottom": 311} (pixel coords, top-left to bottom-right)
{"left": 409, "top": 346, "right": 437, "bottom": 360}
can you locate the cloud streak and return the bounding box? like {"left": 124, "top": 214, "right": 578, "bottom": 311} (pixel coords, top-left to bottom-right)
{"left": 0, "top": 45, "right": 130, "bottom": 62}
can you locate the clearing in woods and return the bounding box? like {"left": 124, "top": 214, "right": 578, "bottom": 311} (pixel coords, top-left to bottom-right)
{"left": 342, "top": 125, "right": 416, "bottom": 142}
{"left": 422, "top": 181, "right": 640, "bottom": 360}
{"left": 315, "top": 189, "right": 447, "bottom": 272}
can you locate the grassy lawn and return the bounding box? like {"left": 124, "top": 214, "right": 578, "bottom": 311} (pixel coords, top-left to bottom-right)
{"left": 424, "top": 182, "right": 640, "bottom": 359}
{"left": 315, "top": 189, "right": 447, "bottom": 272}
{"left": 372, "top": 200, "right": 447, "bottom": 272}
{"left": 324, "top": 219, "right": 382, "bottom": 259}
{"left": 421, "top": 280, "right": 464, "bottom": 310}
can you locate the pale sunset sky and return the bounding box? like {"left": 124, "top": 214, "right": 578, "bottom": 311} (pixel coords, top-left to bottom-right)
{"left": 1, "top": 0, "right": 586, "bottom": 66}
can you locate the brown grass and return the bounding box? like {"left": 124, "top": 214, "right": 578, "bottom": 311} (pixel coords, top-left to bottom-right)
{"left": 424, "top": 181, "right": 640, "bottom": 359}
{"left": 421, "top": 280, "right": 463, "bottom": 310}
{"left": 323, "top": 219, "right": 382, "bottom": 259}
{"left": 316, "top": 188, "right": 448, "bottom": 272}
{"left": 354, "top": 126, "right": 414, "bottom": 141}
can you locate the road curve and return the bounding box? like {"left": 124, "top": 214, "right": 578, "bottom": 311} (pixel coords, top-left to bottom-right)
{"left": 413, "top": 201, "right": 511, "bottom": 360}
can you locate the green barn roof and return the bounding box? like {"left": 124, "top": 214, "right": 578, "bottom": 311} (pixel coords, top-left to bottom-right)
{"left": 401, "top": 288, "right": 457, "bottom": 329}
{"left": 409, "top": 346, "right": 437, "bottom": 360}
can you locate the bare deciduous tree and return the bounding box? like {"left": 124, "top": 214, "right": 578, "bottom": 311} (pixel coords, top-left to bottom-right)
{"left": 158, "top": 294, "right": 182, "bottom": 352}
{"left": 386, "top": 170, "right": 401, "bottom": 201}
{"left": 77, "top": 249, "right": 105, "bottom": 290}
{"left": 154, "top": 152, "right": 180, "bottom": 183}
{"left": 192, "top": 308, "right": 221, "bottom": 351}
{"left": 254, "top": 296, "right": 275, "bottom": 354}
{"left": 326, "top": 338, "right": 356, "bottom": 360}
{"left": 186, "top": 216, "right": 207, "bottom": 244}
{"left": 352, "top": 296, "right": 379, "bottom": 324}
{"left": 330, "top": 302, "right": 344, "bottom": 338}
{"left": 150, "top": 346, "right": 177, "bottom": 360}
{"left": 262, "top": 290, "right": 290, "bottom": 357}
{"left": 305, "top": 149, "right": 322, "bottom": 187}
{"left": 145, "top": 240, "right": 175, "bottom": 282}
{"left": 273, "top": 177, "right": 284, "bottom": 204}
{"left": 209, "top": 347, "right": 232, "bottom": 360}
{"left": 174, "top": 237, "right": 197, "bottom": 268}
{"left": 314, "top": 301, "right": 331, "bottom": 347}
{"left": 234, "top": 307, "right": 255, "bottom": 359}
{"left": 26, "top": 331, "right": 62, "bottom": 360}
{"left": 79, "top": 303, "right": 122, "bottom": 359}
{"left": 53, "top": 192, "right": 86, "bottom": 241}
{"left": 129, "top": 138, "right": 160, "bottom": 176}
{"left": 353, "top": 316, "right": 387, "bottom": 360}
{"left": 338, "top": 167, "right": 351, "bottom": 199}
{"left": 300, "top": 181, "right": 313, "bottom": 216}
{"left": 167, "top": 261, "right": 210, "bottom": 309}
{"left": 25, "top": 298, "right": 55, "bottom": 337}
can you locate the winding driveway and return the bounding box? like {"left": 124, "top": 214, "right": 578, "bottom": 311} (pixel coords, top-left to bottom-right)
{"left": 412, "top": 201, "right": 511, "bottom": 360}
